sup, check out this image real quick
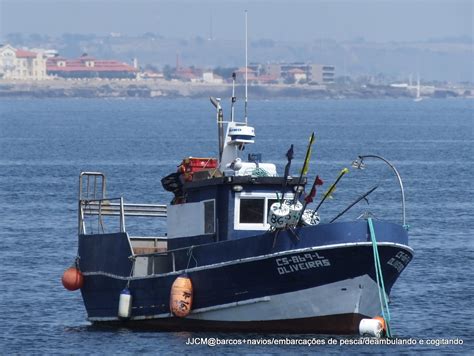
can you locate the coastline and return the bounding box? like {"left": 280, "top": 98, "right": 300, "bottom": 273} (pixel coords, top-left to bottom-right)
{"left": 0, "top": 78, "right": 470, "bottom": 99}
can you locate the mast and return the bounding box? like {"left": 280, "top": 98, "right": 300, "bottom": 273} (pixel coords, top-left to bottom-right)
{"left": 416, "top": 74, "right": 420, "bottom": 98}
{"left": 231, "top": 72, "right": 236, "bottom": 122}
{"left": 244, "top": 10, "right": 248, "bottom": 124}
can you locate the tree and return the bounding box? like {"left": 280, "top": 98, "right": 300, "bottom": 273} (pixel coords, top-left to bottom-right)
{"left": 163, "top": 65, "right": 175, "bottom": 80}
{"left": 213, "top": 67, "right": 238, "bottom": 80}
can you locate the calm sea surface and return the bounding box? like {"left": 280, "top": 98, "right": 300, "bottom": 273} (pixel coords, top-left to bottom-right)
{"left": 0, "top": 98, "right": 472, "bottom": 354}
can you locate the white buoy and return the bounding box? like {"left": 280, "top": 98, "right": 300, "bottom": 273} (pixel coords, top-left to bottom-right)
{"left": 301, "top": 209, "right": 321, "bottom": 226}
{"left": 283, "top": 200, "right": 303, "bottom": 226}
{"left": 118, "top": 288, "right": 132, "bottom": 319}
{"left": 268, "top": 202, "right": 290, "bottom": 229}
{"left": 359, "top": 318, "right": 383, "bottom": 338}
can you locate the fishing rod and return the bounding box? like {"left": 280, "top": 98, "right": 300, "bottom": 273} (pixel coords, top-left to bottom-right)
{"left": 329, "top": 184, "right": 378, "bottom": 223}
{"left": 312, "top": 167, "right": 349, "bottom": 217}
{"left": 293, "top": 132, "right": 315, "bottom": 204}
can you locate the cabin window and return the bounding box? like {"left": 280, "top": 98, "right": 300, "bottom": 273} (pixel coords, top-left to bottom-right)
{"left": 204, "top": 200, "right": 215, "bottom": 234}
{"left": 235, "top": 193, "right": 294, "bottom": 230}
{"left": 239, "top": 198, "right": 265, "bottom": 224}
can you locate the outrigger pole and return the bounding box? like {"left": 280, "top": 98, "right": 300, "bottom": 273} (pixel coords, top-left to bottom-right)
{"left": 329, "top": 184, "right": 378, "bottom": 223}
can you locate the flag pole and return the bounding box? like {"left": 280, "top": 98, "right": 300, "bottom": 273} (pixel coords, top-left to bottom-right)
{"left": 296, "top": 175, "right": 324, "bottom": 225}
{"left": 312, "top": 167, "right": 349, "bottom": 217}
{"left": 293, "top": 132, "right": 315, "bottom": 204}
{"left": 279, "top": 144, "right": 294, "bottom": 205}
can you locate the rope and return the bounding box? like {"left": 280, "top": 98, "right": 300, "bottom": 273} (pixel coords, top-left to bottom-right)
{"left": 74, "top": 255, "right": 81, "bottom": 269}
{"left": 367, "top": 218, "right": 392, "bottom": 337}
{"left": 126, "top": 256, "right": 136, "bottom": 288}
{"left": 251, "top": 167, "right": 270, "bottom": 177}
{"left": 186, "top": 246, "right": 198, "bottom": 270}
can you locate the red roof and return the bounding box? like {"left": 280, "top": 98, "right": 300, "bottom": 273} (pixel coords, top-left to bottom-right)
{"left": 46, "top": 58, "right": 136, "bottom": 72}
{"left": 177, "top": 72, "right": 199, "bottom": 80}
{"left": 16, "top": 49, "right": 37, "bottom": 58}
{"left": 79, "top": 55, "right": 95, "bottom": 61}
{"left": 257, "top": 74, "right": 278, "bottom": 83}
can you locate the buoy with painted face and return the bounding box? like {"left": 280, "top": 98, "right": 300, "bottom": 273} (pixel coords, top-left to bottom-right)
{"left": 61, "top": 267, "right": 84, "bottom": 291}
{"left": 170, "top": 274, "right": 193, "bottom": 317}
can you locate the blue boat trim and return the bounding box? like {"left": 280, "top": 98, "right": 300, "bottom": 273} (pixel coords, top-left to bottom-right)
{"left": 81, "top": 241, "right": 413, "bottom": 280}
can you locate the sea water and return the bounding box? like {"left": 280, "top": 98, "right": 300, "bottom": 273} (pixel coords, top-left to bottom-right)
{"left": 0, "top": 98, "right": 472, "bottom": 353}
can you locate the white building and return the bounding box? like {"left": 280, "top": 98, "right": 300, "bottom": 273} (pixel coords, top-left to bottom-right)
{"left": 0, "top": 44, "right": 48, "bottom": 80}
{"left": 202, "top": 71, "right": 224, "bottom": 84}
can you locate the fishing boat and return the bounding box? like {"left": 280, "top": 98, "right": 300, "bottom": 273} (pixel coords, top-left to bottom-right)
{"left": 62, "top": 91, "right": 412, "bottom": 335}
{"left": 62, "top": 15, "right": 412, "bottom": 336}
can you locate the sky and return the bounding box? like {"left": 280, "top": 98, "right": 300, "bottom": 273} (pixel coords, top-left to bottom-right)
{"left": 0, "top": 0, "right": 472, "bottom": 42}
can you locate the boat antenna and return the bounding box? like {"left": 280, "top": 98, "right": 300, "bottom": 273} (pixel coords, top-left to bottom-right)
{"left": 210, "top": 97, "right": 224, "bottom": 161}
{"left": 231, "top": 72, "right": 236, "bottom": 122}
{"left": 244, "top": 10, "right": 248, "bottom": 124}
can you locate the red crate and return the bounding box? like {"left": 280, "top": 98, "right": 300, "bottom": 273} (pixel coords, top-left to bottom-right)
{"left": 181, "top": 157, "right": 218, "bottom": 173}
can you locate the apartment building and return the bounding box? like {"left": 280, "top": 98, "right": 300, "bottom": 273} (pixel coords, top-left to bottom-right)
{"left": 264, "top": 63, "right": 335, "bottom": 84}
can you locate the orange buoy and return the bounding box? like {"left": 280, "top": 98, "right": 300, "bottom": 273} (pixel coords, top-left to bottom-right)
{"left": 169, "top": 274, "right": 193, "bottom": 317}
{"left": 373, "top": 316, "right": 387, "bottom": 335}
{"left": 62, "top": 267, "right": 84, "bottom": 291}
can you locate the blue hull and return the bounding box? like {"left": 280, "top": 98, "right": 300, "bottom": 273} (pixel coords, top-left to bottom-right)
{"left": 78, "top": 220, "right": 412, "bottom": 333}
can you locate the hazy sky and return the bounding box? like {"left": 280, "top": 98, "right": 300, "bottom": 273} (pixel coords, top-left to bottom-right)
{"left": 0, "top": 0, "right": 472, "bottom": 42}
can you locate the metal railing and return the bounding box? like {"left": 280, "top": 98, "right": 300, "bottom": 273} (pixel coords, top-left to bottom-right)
{"left": 79, "top": 197, "right": 167, "bottom": 235}
{"left": 78, "top": 172, "right": 167, "bottom": 235}
{"left": 79, "top": 172, "right": 106, "bottom": 201}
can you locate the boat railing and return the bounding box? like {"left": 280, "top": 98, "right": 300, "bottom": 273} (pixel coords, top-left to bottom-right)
{"left": 79, "top": 172, "right": 106, "bottom": 202}
{"left": 78, "top": 171, "right": 167, "bottom": 235}
{"left": 79, "top": 197, "right": 167, "bottom": 235}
